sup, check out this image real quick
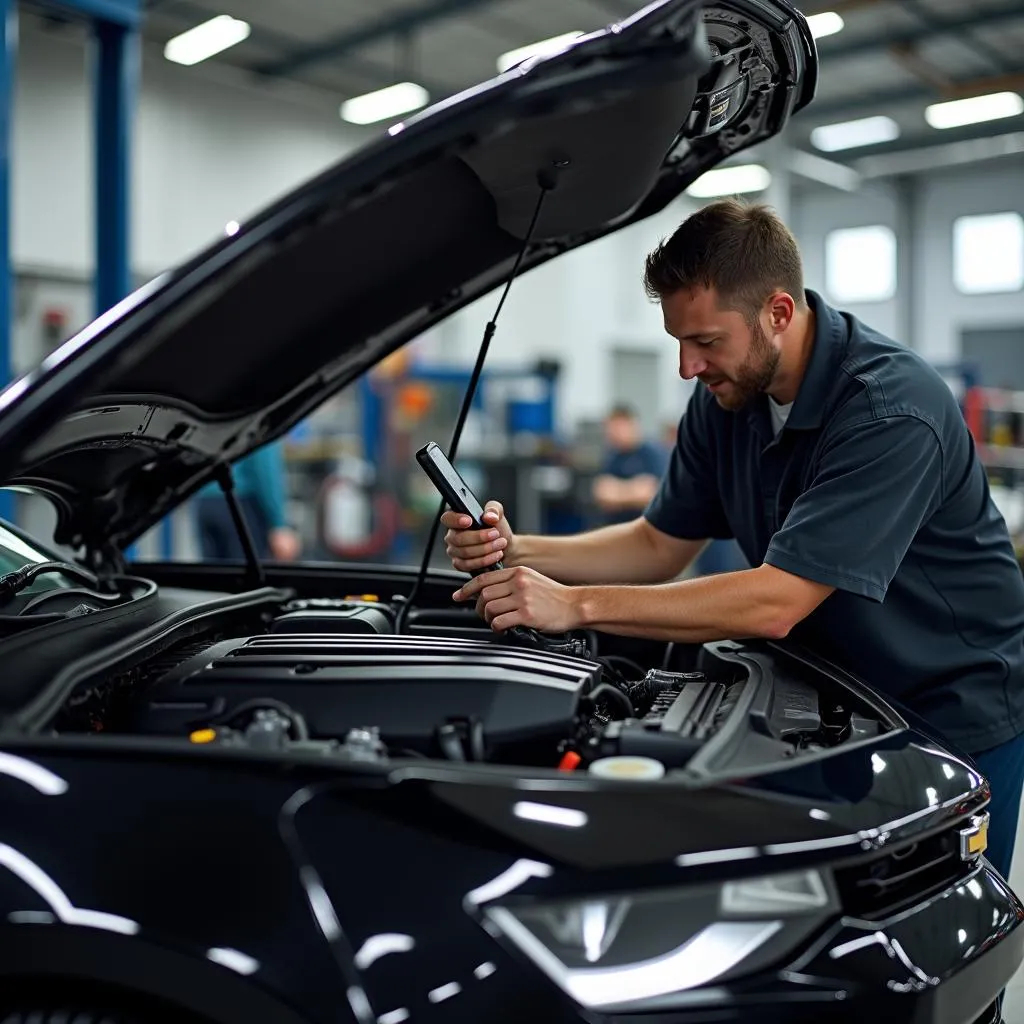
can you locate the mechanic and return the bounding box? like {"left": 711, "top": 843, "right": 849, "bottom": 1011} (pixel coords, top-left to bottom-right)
{"left": 444, "top": 198, "right": 1024, "bottom": 883}
{"left": 592, "top": 404, "right": 667, "bottom": 525}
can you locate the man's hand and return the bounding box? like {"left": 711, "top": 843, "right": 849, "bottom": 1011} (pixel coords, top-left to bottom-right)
{"left": 453, "top": 565, "right": 581, "bottom": 634}
{"left": 442, "top": 500, "right": 516, "bottom": 573}
{"left": 268, "top": 526, "right": 301, "bottom": 562}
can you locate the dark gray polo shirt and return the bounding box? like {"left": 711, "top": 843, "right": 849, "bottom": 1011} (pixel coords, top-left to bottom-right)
{"left": 646, "top": 289, "right": 1024, "bottom": 754}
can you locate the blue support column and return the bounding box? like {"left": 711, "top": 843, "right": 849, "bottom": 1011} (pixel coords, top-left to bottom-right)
{"left": 0, "top": 0, "right": 139, "bottom": 539}
{"left": 93, "top": 18, "right": 136, "bottom": 319}
{"left": 0, "top": 0, "right": 15, "bottom": 526}
{"left": 93, "top": 15, "right": 141, "bottom": 557}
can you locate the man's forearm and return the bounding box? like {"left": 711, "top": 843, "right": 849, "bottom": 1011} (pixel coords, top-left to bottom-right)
{"left": 507, "top": 520, "right": 698, "bottom": 585}
{"left": 574, "top": 566, "right": 798, "bottom": 641}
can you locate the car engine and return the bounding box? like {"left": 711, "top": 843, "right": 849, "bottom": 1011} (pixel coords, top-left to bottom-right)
{"left": 48, "top": 591, "right": 890, "bottom": 777}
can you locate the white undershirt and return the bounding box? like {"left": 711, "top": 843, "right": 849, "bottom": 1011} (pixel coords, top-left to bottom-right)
{"left": 769, "top": 397, "right": 793, "bottom": 436}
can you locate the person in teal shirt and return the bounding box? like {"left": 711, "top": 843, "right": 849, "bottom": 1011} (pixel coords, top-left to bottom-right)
{"left": 194, "top": 442, "right": 300, "bottom": 562}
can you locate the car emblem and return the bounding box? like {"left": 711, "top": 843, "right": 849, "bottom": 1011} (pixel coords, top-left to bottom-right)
{"left": 959, "top": 812, "right": 990, "bottom": 861}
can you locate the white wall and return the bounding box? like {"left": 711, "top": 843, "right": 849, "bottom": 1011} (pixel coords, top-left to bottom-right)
{"left": 417, "top": 195, "right": 700, "bottom": 434}
{"left": 916, "top": 162, "right": 1024, "bottom": 363}
{"left": 13, "top": 16, "right": 369, "bottom": 281}
{"left": 792, "top": 160, "right": 1024, "bottom": 363}
{"left": 791, "top": 181, "right": 902, "bottom": 341}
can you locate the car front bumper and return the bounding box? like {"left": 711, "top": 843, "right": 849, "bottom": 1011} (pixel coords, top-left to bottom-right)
{"left": 602, "top": 862, "right": 1024, "bottom": 1024}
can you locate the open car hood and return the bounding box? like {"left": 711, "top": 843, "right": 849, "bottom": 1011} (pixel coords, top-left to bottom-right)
{"left": 0, "top": 0, "right": 815, "bottom": 559}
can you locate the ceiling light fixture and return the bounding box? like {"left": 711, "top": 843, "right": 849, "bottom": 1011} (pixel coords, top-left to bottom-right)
{"left": 340, "top": 82, "right": 430, "bottom": 125}
{"left": 497, "top": 31, "right": 584, "bottom": 73}
{"left": 164, "top": 15, "right": 251, "bottom": 66}
{"left": 810, "top": 114, "right": 900, "bottom": 151}
{"left": 806, "top": 11, "right": 844, "bottom": 39}
{"left": 925, "top": 91, "right": 1024, "bottom": 130}
{"left": 687, "top": 163, "right": 771, "bottom": 198}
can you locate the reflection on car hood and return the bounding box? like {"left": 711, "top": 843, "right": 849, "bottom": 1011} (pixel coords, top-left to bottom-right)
{"left": 0, "top": 0, "right": 816, "bottom": 556}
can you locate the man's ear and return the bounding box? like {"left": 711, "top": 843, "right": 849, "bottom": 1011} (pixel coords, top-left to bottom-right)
{"left": 767, "top": 292, "right": 796, "bottom": 333}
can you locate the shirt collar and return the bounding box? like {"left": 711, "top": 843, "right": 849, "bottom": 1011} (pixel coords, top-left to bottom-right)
{"left": 780, "top": 288, "right": 849, "bottom": 431}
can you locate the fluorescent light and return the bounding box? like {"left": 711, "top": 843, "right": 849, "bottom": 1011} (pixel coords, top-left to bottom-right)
{"left": 806, "top": 11, "right": 844, "bottom": 39}
{"left": 497, "top": 31, "right": 584, "bottom": 73}
{"left": 340, "top": 82, "right": 429, "bottom": 125}
{"left": 687, "top": 163, "right": 771, "bottom": 198}
{"left": 811, "top": 115, "right": 900, "bottom": 152}
{"left": 164, "top": 15, "right": 250, "bottom": 66}
{"left": 925, "top": 91, "right": 1024, "bottom": 129}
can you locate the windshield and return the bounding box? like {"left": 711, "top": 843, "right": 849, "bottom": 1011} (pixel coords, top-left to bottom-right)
{"left": 0, "top": 512, "right": 74, "bottom": 594}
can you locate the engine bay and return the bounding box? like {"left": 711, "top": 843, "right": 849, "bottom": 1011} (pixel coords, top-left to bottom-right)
{"left": 45, "top": 591, "right": 893, "bottom": 778}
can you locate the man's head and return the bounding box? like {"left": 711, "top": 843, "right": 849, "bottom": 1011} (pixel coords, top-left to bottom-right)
{"left": 643, "top": 198, "right": 806, "bottom": 410}
{"left": 604, "top": 404, "right": 642, "bottom": 451}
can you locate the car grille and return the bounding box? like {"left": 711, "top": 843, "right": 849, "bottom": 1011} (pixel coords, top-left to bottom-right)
{"left": 834, "top": 827, "right": 966, "bottom": 920}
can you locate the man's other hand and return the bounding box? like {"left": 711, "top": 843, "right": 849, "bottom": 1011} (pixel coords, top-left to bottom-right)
{"left": 453, "top": 565, "right": 580, "bottom": 633}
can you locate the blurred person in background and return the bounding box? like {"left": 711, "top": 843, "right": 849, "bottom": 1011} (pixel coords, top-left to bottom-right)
{"left": 194, "top": 441, "right": 301, "bottom": 562}
{"left": 592, "top": 404, "right": 668, "bottom": 525}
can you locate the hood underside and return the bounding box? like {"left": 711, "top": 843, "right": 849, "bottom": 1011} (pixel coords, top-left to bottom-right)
{"left": 0, "top": 0, "right": 815, "bottom": 556}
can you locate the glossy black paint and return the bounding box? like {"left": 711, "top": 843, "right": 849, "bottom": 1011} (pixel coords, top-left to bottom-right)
{"left": 0, "top": 0, "right": 1017, "bottom": 1019}
{"left": 0, "top": 699, "right": 1017, "bottom": 1024}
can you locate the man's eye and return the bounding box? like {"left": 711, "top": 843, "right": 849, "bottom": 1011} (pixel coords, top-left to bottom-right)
{"left": 698, "top": 338, "right": 716, "bottom": 347}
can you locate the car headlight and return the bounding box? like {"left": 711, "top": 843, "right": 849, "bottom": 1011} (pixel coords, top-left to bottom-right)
{"left": 479, "top": 867, "right": 836, "bottom": 1010}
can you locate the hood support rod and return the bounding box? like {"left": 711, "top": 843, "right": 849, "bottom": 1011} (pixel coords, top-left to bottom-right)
{"left": 215, "top": 463, "right": 266, "bottom": 588}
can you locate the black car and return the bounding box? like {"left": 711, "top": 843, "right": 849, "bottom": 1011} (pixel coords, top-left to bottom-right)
{"left": 0, "top": 1, "right": 1020, "bottom": 1022}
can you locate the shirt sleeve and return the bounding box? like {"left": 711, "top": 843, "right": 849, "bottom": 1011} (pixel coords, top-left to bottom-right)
{"left": 764, "top": 415, "right": 944, "bottom": 602}
{"left": 247, "top": 444, "right": 289, "bottom": 529}
{"left": 643, "top": 396, "right": 732, "bottom": 540}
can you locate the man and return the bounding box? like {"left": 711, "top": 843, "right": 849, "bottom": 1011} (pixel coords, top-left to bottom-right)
{"left": 592, "top": 405, "right": 667, "bottom": 525}
{"left": 443, "top": 198, "right": 1024, "bottom": 884}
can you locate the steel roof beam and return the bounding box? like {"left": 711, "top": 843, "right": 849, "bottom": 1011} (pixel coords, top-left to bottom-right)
{"left": 818, "top": 5, "right": 1024, "bottom": 61}
{"left": 807, "top": 70, "right": 1024, "bottom": 121}
{"left": 256, "top": 0, "right": 500, "bottom": 79}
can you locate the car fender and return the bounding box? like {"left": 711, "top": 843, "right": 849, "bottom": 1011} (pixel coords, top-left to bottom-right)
{"left": 0, "top": 923, "right": 317, "bottom": 1024}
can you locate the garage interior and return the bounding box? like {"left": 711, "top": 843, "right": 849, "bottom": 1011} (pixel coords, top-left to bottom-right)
{"left": 2, "top": 0, "right": 1023, "bottom": 1016}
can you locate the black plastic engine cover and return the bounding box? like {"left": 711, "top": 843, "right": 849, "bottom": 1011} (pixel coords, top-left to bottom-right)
{"left": 128, "top": 633, "right": 601, "bottom": 760}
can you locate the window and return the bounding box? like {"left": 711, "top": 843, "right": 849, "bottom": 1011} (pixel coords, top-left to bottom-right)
{"left": 953, "top": 212, "right": 1024, "bottom": 295}
{"left": 825, "top": 225, "right": 897, "bottom": 303}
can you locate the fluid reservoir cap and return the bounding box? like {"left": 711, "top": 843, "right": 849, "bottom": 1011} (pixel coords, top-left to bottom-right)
{"left": 588, "top": 755, "right": 665, "bottom": 781}
{"left": 189, "top": 728, "right": 217, "bottom": 744}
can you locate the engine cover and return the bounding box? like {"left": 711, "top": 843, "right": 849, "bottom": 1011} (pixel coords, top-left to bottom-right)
{"left": 128, "top": 633, "right": 601, "bottom": 760}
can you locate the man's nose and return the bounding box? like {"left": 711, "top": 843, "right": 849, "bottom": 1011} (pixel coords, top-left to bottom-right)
{"left": 679, "top": 349, "right": 707, "bottom": 380}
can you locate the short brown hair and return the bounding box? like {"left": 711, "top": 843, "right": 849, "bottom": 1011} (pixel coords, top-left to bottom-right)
{"left": 642, "top": 198, "right": 804, "bottom": 324}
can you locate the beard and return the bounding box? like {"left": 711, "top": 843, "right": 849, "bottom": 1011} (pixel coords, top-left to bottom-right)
{"left": 703, "top": 319, "right": 780, "bottom": 411}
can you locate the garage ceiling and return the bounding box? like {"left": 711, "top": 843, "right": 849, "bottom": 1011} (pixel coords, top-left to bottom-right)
{"left": 139, "top": 0, "right": 1024, "bottom": 163}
